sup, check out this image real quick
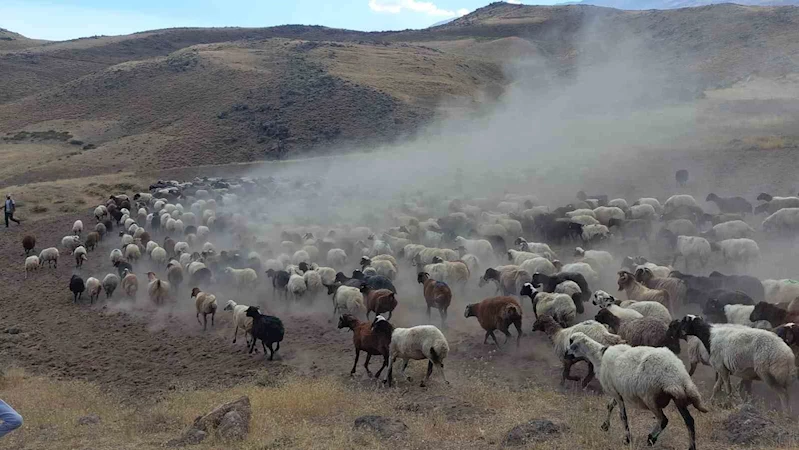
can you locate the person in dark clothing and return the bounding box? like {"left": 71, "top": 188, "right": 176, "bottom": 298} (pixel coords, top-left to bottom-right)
{"left": 3, "top": 195, "right": 20, "bottom": 227}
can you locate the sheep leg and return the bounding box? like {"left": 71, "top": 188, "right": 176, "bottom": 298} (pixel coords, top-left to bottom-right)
{"left": 384, "top": 355, "right": 397, "bottom": 386}
{"left": 600, "top": 398, "right": 616, "bottom": 432}
{"left": 375, "top": 353, "right": 388, "bottom": 379}
{"left": 440, "top": 308, "right": 447, "bottom": 329}
{"left": 232, "top": 325, "right": 238, "bottom": 344}
{"left": 211, "top": 312, "right": 215, "bottom": 327}
{"left": 422, "top": 360, "right": 433, "bottom": 387}
{"left": 513, "top": 321, "right": 523, "bottom": 348}
{"left": 388, "top": 310, "right": 393, "bottom": 320}
{"left": 350, "top": 350, "right": 361, "bottom": 376}
{"left": 426, "top": 306, "right": 431, "bottom": 321}
{"left": 248, "top": 337, "right": 257, "bottom": 354}
{"left": 581, "top": 361, "right": 596, "bottom": 388}
{"left": 501, "top": 329, "right": 512, "bottom": 345}
{"left": 488, "top": 330, "right": 502, "bottom": 350}
{"left": 688, "top": 361, "right": 697, "bottom": 376}
{"left": 761, "top": 373, "right": 791, "bottom": 414}
{"left": 677, "top": 404, "right": 697, "bottom": 450}
{"left": 647, "top": 407, "right": 668, "bottom": 446}
{"left": 196, "top": 312, "right": 201, "bottom": 325}
{"left": 363, "top": 353, "right": 373, "bottom": 377}
{"left": 618, "top": 399, "right": 631, "bottom": 445}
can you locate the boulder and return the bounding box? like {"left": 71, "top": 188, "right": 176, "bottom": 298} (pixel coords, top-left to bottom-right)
{"left": 354, "top": 415, "right": 408, "bottom": 439}
{"left": 503, "top": 419, "right": 566, "bottom": 446}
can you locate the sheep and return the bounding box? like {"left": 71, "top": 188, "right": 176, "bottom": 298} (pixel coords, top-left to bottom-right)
{"left": 37, "top": 247, "right": 58, "bottom": 269}
{"left": 121, "top": 269, "right": 138, "bottom": 299}
{"left": 701, "top": 301, "right": 771, "bottom": 329}
{"left": 327, "top": 248, "right": 348, "bottom": 266}
{"left": 292, "top": 249, "right": 310, "bottom": 265}
{"left": 664, "top": 194, "right": 698, "bottom": 213}
{"left": 591, "top": 290, "right": 644, "bottom": 323}
{"left": 708, "top": 271, "right": 765, "bottom": 303}
{"left": 706, "top": 193, "right": 752, "bottom": 215}
{"left": 22, "top": 235, "right": 35, "bottom": 256}
{"left": 423, "top": 260, "right": 470, "bottom": 286}
{"left": 703, "top": 220, "right": 755, "bottom": 241}
{"left": 74, "top": 246, "right": 88, "bottom": 268}
{"left": 565, "top": 332, "right": 707, "bottom": 450}
{"left": 518, "top": 257, "right": 556, "bottom": 277}
{"left": 554, "top": 280, "right": 582, "bottom": 300}
{"left": 617, "top": 299, "right": 672, "bottom": 324}
{"left": 569, "top": 214, "right": 599, "bottom": 226}
{"left": 190, "top": 287, "right": 217, "bottom": 330}
{"left": 574, "top": 247, "right": 613, "bottom": 272}
{"left": 464, "top": 296, "right": 523, "bottom": 348}
{"left": 173, "top": 241, "right": 190, "bottom": 255}
{"left": 287, "top": 273, "right": 307, "bottom": 301}
{"left": 245, "top": 306, "right": 284, "bottom": 361}
{"left": 124, "top": 243, "right": 141, "bottom": 262}
{"left": 532, "top": 271, "right": 591, "bottom": 304}
{"left": 616, "top": 271, "right": 670, "bottom": 310}
{"left": 749, "top": 301, "right": 799, "bottom": 328}
{"left": 508, "top": 249, "right": 542, "bottom": 265}
{"left": 594, "top": 309, "right": 680, "bottom": 353}
{"left": 224, "top": 267, "right": 258, "bottom": 291}
{"left": 417, "top": 272, "right": 452, "bottom": 327}
{"left": 120, "top": 234, "right": 134, "bottom": 248}
{"left": 24, "top": 255, "right": 39, "bottom": 278}
{"left": 634, "top": 267, "right": 686, "bottom": 313}
{"left": 147, "top": 272, "right": 171, "bottom": 305}
{"left": 338, "top": 314, "right": 391, "bottom": 378}
{"left": 70, "top": 275, "right": 85, "bottom": 303}
{"left": 189, "top": 267, "right": 213, "bottom": 288}
{"left": 94, "top": 205, "right": 108, "bottom": 221}
{"left": 150, "top": 246, "right": 168, "bottom": 265}
{"left": 659, "top": 231, "right": 711, "bottom": 270}
{"left": 372, "top": 316, "right": 449, "bottom": 387}
{"left": 302, "top": 269, "right": 324, "bottom": 298}
{"left": 626, "top": 203, "right": 656, "bottom": 220}
{"left": 85, "top": 277, "right": 102, "bottom": 304}
{"left": 478, "top": 267, "right": 531, "bottom": 297}
{"left": 757, "top": 194, "right": 799, "bottom": 214}
{"left": 521, "top": 283, "right": 577, "bottom": 327}
{"left": 763, "top": 279, "right": 799, "bottom": 305}
{"left": 266, "top": 269, "right": 291, "bottom": 300}
{"left": 566, "top": 209, "right": 596, "bottom": 219}
{"left": 581, "top": 224, "right": 610, "bottom": 244}
{"left": 164, "top": 262, "right": 183, "bottom": 292}
{"left": 711, "top": 238, "right": 760, "bottom": 268}
{"left": 454, "top": 236, "right": 493, "bottom": 261}
{"left": 223, "top": 300, "right": 254, "bottom": 347}
{"left": 559, "top": 262, "right": 599, "bottom": 288}
{"left": 762, "top": 207, "right": 799, "bottom": 235}
{"left": 532, "top": 315, "right": 624, "bottom": 387}
{"left": 102, "top": 273, "right": 119, "bottom": 298}
{"left": 665, "top": 219, "right": 697, "bottom": 237}
{"left": 360, "top": 257, "right": 397, "bottom": 281}
{"left": 362, "top": 288, "right": 397, "bottom": 320}
{"left": 678, "top": 315, "right": 796, "bottom": 413}
{"left": 514, "top": 238, "right": 556, "bottom": 259}
{"left": 592, "top": 206, "right": 625, "bottom": 226}
{"left": 61, "top": 235, "right": 82, "bottom": 254}
{"left": 72, "top": 219, "right": 83, "bottom": 235}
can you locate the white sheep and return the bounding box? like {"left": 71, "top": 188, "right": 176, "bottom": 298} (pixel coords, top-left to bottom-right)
{"left": 508, "top": 249, "right": 543, "bottom": 265}
{"left": 224, "top": 267, "right": 258, "bottom": 291}
{"left": 454, "top": 236, "right": 493, "bottom": 261}
{"left": 39, "top": 247, "right": 59, "bottom": 268}
{"left": 124, "top": 243, "right": 141, "bottom": 262}
{"left": 287, "top": 273, "right": 306, "bottom": 301}
{"left": 362, "top": 258, "right": 397, "bottom": 281}
{"left": 581, "top": 224, "right": 610, "bottom": 243}
{"left": 303, "top": 270, "right": 324, "bottom": 297}
{"left": 758, "top": 195, "right": 799, "bottom": 214}
{"left": 145, "top": 240, "right": 158, "bottom": 255}
{"left": 180, "top": 252, "right": 193, "bottom": 269}
{"left": 566, "top": 332, "right": 707, "bottom": 450}
{"left": 223, "top": 300, "right": 254, "bottom": 346}
{"left": 708, "top": 220, "right": 755, "bottom": 240}
{"left": 634, "top": 197, "right": 663, "bottom": 214}
{"left": 617, "top": 300, "right": 671, "bottom": 324}
{"left": 560, "top": 262, "right": 599, "bottom": 288}
{"left": 326, "top": 248, "right": 347, "bottom": 267}
{"left": 85, "top": 277, "right": 102, "bottom": 303}
{"left": 72, "top": 219, "right": 83, "bottom": 235}
{"left": 566, "top": 209, "right": 596, "bottom": 218}
{"left": 762, "top": 207, "right": 799, "bottom": 234}
{"left": 608, "top": 198, "right": 629, "bottom": 211}
{"left": 292, "top": 249, "right": 310, "bottom": 265}
{"left": 109, "top": 248, "right": 124, "bottom": 265}
{"left": 672, "top": 235, "right": 711, "bottom": 270}
{"left": 174, "top": 241, "right": 190, "bottom": 255}
{"left": 120, "top": 234, "right": 134, "bottom": 248}
{"left": 378, "top": 317, "right": 449, "bottom": 387}
{"left": 574, "top": 247, "right": 613, "bottom": 273}
{"left": 592, "top": 291, "right": 645, "bottom": 323}
{"left": 24, "top": 255, "right": 40, "bottom": 278}
{"left": 201, "top": 242, "right": 215, "bottom": 254}
{"left": 332, "top": 285, "right": 365, "bottom": 317}
{"left": 151, "top": 246, "right": 168, "bottom": 265}
{"left": 666, "top": 219, "right": 697, "bottom": 237}
{"left": 187, "top": 261, "right": 206, "bottom": 276}
{"left": 61, "top": 235, "right": 82, "bottom": 254}
{"left": 74, "top": 246, "right": 88, "bottom": 268}
{"left": 664, "top": 194, "right": 699, "bottom": 213}
{"left": 424, "top": 260, "right": 470, "bottom": 285}
{"left": 264, "top": 258, "right": 284, "bottom": 272}
{"left": 713, "top": 238, "right": 760, "bottom": 268}
{"left": 554, "top": 280, "right": 582, "bottom": 298}
{"left": 627, "top": 204, "right": 656, "bottom": 220}
{"left": 519, "top": 257, "right": 556, "bottom": 277}
{"left": 515, "top": 239, "right": 556, "bottom": 259}
{"left": 763, "top": 279, "right": 799, "bottom": 305}
{"left": 681, "top": 316, "right": 796, "bottom": 413}
{"left": 593, "top": 206, "right": 625, "bottom": 226}
{"left": 102, "top": 273, "right": 120, "bottom": 298}
{"left": 524, "top": 284, "right": 577, "bottom": 327}
{"left": 94, "top": 205, "right": 108, "bottom": 221}
{"left": 718, "top": 304, "right": 772, "bottom": 329}
{"left": 570, "top": 215, "right": 600, "bottom": 226}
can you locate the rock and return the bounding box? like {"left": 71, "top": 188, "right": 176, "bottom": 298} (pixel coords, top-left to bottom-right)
{"left": 77, "top": 414, "right": 100, "bottom": 425}
{"left": 722, "top": 404, "right": 795, "bottom": 445}
{"left": 503, "top": 419, "right": 566, "bottom": 446}
{"left": 398, "top": 395, "right": 492, "bottom": 422}
{"left": 192, "top": 396, "right": 251, "bottom": 436}
{"left": 353, "top": 415, "right": 408, "bottom": 439}
{"left": 164, "top": 428, "right": 207, "bottom": 447}
{"left": 217, "top": 411, "right": 248, "bottom": 441}
{"left": 6, "top": 327, "right": 20, "bottom": 334}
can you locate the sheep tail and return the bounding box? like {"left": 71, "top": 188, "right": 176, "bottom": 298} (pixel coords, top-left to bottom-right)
{"left": 668, "top": 384, "right": 708, "bottom": 413}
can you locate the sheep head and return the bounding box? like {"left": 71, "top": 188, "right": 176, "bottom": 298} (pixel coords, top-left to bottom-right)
{"left": 616, "top": 271, "right": 634, "bottom": 291}
{"left": 592, "top": 290, "right": 616, "bottom": 307}
{"left": 190, "top": 287, "right": 201, "bottom": 298}
{"left": 416, "top": 272, "right": 430, "bottom": 284}
{"left": 337, "top": 314, "right": 356, "bottom": 329}
{"left": 223, "top": 300, "right": 236, "bottom": 311}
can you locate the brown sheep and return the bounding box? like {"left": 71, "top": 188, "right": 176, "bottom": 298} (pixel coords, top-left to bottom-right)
{"left": 163, "top": 237, "right": 176, "bottom": 257}
{"left": 85, "top": 232, "right": 101, "bottom": 251}
{"left": 634, "top": 267, "right": 686, "bottom": 313}
{"left": 464, "top": 296, "right": 523, "bottom": 348}
{"left": 774, "top": 323, "right": 799, "bottom": 368}
{"left": 140, "top": 231, "right": 151, "bottom": 248}
{"left": 417, "top": 272, "right": 452, "bottom": 328}
{"left": 337, "top": 314, "right": 391, "bottom": 378}
{"left": 121, "top": 270, "right": 138, "bottom": 299}
{"left": 616, "top": 271, "right": 670, "bottom": 310}
{"left": 361, "top": 287, "right": 398, "bottom": 320}
{"left": 147, "top": 272, "right": 171, "bottom": 305}
{"left": 22, "top": 235, "right": 36, "bottom": 256}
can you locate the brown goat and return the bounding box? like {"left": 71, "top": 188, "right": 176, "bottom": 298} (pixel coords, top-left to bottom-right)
{"left": 22, "top": 235, "right": 36, "bottom": 256}
{"left": 634, "top": 267, "right": 685, "bottom": 313}
{"left": 337, "top": 314, "right": 391, "bottom": 378}
{"left": 464, "top": 296, "right": 523, "bottom": 348}
{"left": 617, "top": 270, "right": 670, "bottom": 308}
{"left": 417, "top": 272, "right": 452, "bottom": 328}
{"left": 749, "top": 300, "right": 799, "bottom": 327}
{"left": 363, "top": 288, "right": 398, "bottom": 320}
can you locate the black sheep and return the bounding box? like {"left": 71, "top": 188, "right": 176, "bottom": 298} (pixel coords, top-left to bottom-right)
{"left": 150, "top": 213, "right": 161, "bottom": 233}
{"left": 675, "top": 169, "right": 689, "bottom": 187}
{"left": 708, "top": 271, "right": 764, "bottom": 303}
{"left": 350, "top": 270, "right": 396, "bottom": 294}
{"left": 245, "top": 306, "right": 284, "bottom": 360}
{"left": 705, "top": 194, "right": 752, "bottom": 215}
{"left": 114, "top": 260, "right": 134, "bottom": 278}
{"left": 189, "top": 267, "right": 213, "bottom": 288}
{"left": 266, "top": 269, "right": 291, "bottom": 298}
{"left": 70, "top": 275, "right": 85, "bottom": 304}
{"left": 686, "top": 288, "right": 753, "bottom": 308}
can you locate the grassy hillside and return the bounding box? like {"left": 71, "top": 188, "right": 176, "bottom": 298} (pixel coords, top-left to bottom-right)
{"left": 0, "top": 28, "right": 48, "bottom": 51}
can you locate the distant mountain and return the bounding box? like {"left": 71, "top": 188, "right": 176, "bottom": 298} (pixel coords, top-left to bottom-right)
{"left": 561, "top": 0, "right": 799, "bottom": 8}
{"left": 430, "top": 18, "right": 456, "bottom": 27}
{"left": 0, "top": 28, "right": 49, "bottom": 51}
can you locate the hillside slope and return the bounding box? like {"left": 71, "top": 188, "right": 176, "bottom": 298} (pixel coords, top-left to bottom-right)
{"left": 568, "top": 0, "right": 799, "bottom": 9}
{"left": 0, "top": 28, "right": 48, "bottom": 51}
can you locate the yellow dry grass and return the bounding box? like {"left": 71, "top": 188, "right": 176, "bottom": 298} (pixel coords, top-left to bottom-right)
{"left": 2, "top": 365, "right": 795, "bottom": 450}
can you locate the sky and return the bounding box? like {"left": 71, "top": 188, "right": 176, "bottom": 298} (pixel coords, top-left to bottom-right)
{"left": 0, "top": 0, "right": 565, "bottom": 41}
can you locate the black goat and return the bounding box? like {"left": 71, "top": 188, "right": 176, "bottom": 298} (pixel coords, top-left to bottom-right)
{"left": 70, "top": 275, "right": 85, "bottom": 304}
{"left": 245, "top": 306, "right": 284, "bottom": 361}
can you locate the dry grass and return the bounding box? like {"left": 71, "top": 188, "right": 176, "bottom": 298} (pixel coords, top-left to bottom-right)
{"left": 2, "top": 364, "right": 795, "bottom": 450}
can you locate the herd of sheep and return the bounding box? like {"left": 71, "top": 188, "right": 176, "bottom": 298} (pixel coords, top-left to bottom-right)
{"left": 18, "top": 174, "right": 799, "bottom": 450}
